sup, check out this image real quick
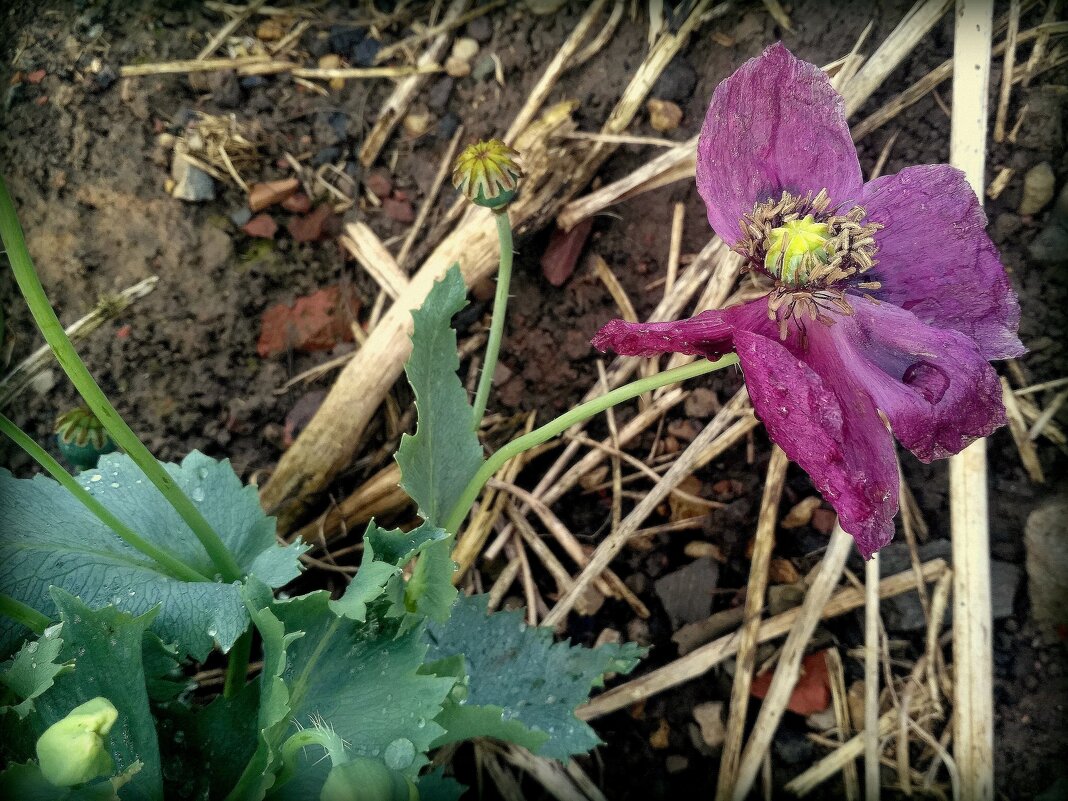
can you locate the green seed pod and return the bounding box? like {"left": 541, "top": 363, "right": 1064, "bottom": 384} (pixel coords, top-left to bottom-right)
{"left": 54, "top": 407, "right": 117, "bottom": 471}
{"left": 36, "top": 696, "right": 118, "bottom": 787}
{"left": 320, "top": 756, "right": 417, "bottom": 801}
{"left": 452, "top": 139, "right": 522, "bottom": 211}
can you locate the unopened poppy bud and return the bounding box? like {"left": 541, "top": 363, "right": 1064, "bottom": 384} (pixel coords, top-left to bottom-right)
{"left": 452, "top": 139, "right": 522, "bottom": 211}
{"left": 320, "top": 756, "right": 417, "bottom": 801}
{"left": 54, "top": 406, "right": 117, "bottom": 470}
{"left": 36, "top": 697, "right": 118, "bottom": 787}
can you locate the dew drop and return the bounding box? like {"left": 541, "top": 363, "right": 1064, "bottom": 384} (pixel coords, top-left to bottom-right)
{"left": 191, "top": 486, "right": 206, "bottom": 502}
{"left": 383, "top": 738, "right": 415, "bottom": 771}
{"left": 110, "top": 482, "right": 120, "bottom": 489}
{"left": 90, "top": 474, "right": 103, "bottom": 483}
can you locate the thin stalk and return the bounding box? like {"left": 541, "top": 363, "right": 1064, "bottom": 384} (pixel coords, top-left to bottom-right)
{"left": 0, "top": 413, "right": 210, "bottom": 583}
{"left": 0, "top": 593, "right": 50, "bottom": 635}
{"left": 443, "top": 355, "right": 739, "bottom": 533}
{"left": 471, "top": 211, "right": 514, "bottom": 426}
{"left": 223, "top": 629, "right": 253, "bottom": 698}
{"left": 0, "top": 176, "right": 242, "bottom": 582}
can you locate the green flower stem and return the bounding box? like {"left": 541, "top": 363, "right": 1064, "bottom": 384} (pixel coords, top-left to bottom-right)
{"left": 0, "top": 592, "right": 50, "bottom": 635}
{"left": 0, "top": 176, "right": 242, "bottom": 583}
{"left": 443, "top": 355, "right": 739, "bottom": 533}
{"left": 223, "top": 629, "right": 252, "bottom": 698}
{"left": 0, "top": 413, "right": 210, "bottom": 583}
{"left": 471, "top": 211, "right": 514, "bottom": 427}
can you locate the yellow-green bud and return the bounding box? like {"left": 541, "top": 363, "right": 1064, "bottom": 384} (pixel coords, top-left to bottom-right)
{"left": 764, "top": 214, "right": 830, "bottom": 284}
{"left": 36, "top": 697, "right": 118, "bottom": 787}
{"left": 451, "top": 139, "right": 522, "bottom": 211}
{"left": 320, "top": 756, "right": 417, "bottom": 801}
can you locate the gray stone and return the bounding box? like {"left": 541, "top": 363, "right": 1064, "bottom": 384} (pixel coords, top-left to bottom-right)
{"left": 466, "top": 16, "right": 492, "bottom": 43}
{"left": 773, "top": 726, "right": 815, "bottom": 765}
{"left": 990, "top": 560, "right": 1022, "bottom": 620}
{"left": 427, "top": 77, "right": 454, "bottom": 112}
{"left": 653, "top": 57, "right": 697, "bottom": 104}
{"left": 1025, "top": 495, "right": 1068, "bottom": 639}
{"left": 472, "top": 55, "right": 496, "bottom": 82}
{"left": 208, "top": 70, "right": 242, "bottom": 109}
{"left": 654, "top": 558, "right": 719, "bottom": 628}
{"left": 229, "top": 207, "right": 252, "bottom": 227}
{"left": 171, "top": 153, "right": 215, "bottom": 202}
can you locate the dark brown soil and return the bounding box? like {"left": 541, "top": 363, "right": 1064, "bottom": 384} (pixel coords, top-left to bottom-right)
{"left": 2, "top": 1, "right": 1065, "bottom": 799}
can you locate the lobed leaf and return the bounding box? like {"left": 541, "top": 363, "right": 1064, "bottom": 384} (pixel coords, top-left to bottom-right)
{"left": 330, "top": 520, "right": 447, "bottom": 623}
{"left": 0, "top": 451, "right": 306, "bottom": 660}
{"left": 271, "top": 592, "right": 454, "bottom": 781}
{"left": 0, "top": 623, "right": 72, "bottom": 719}
{"left": 396, "top": 264, "right": 484, "bottom": 527}
{"left": 425, "top": 595, "right": 644, "bottom": 760}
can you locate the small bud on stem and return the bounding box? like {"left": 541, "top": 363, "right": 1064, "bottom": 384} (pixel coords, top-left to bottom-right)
{"left": 452, "top": 139, "right": 522, "bottom": 211}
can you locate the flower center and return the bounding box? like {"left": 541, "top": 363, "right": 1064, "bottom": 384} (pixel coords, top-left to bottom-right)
{"left": 733, "top": 189, "right": 884, "bottom": 342}
{"left": 764, "top": 215, "right": 831, "bottom": 284}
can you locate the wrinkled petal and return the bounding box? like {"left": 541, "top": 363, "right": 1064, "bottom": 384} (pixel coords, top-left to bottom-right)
{"left": 829, "top": 296, "right": 1007, "bottom": 462}
{"left": 697, "top": 43, "right": 863, "bottom": 244}
{"left": 859, "top": 164, "right": 1024, "bottom": 360}
{"left": 736, "top": 329, "right": 898, "bottom": 558}
{"left": 591, "top": 299, "right": 774, "bottom": 359}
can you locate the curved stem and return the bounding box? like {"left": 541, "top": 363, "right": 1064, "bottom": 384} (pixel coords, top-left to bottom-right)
{"left": 471, "top": 211, "right": 514, "bottom": 426}
{"left": 0, "top": 592, "right": 50, "bottom": 635}
{"left": 223, "top": 629, "right": 253, "bottom": 698}
{"left": 0, "top": 176, "right": 242, "bottom": 582}
{"left": 0, "top": 413, "right": 210, "bottom": 582}
{"left": 443, "top": 355, "right": 739, "bottom": 533}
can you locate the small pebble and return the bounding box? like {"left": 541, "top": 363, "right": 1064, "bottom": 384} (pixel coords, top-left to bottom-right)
{"left": 692, "top": 702, "right": 726, "bottom": 749}
{"left": 230, "top": 207, "right": 252, "bottom": 227}
{"left": 647, "top": 98, "right": 683, "bottom": 132}
{"left": 451, "top": 37, "right": 479, "bottom": 61}
{"left": 242, "top": 213, "right": 278, "bottom": 239}
{"left": 467, "top": 16, "right": 493, "bottom": 43}
{"left": 472, "top": 55, "right": 496, "bottom": 82}
{"left": 1019, "top": 162, "right": 1056, "bottom": 215}
{"left": 653, "top": 57, "right": 697, "bottom": 104}
{"left": 436, "top": 111, "right": 461, "bottom": 141}
{"left": 382, "top": 197, "right": 415, "bottom": 223}
{"left": 352, "top": 37, "right": 382, "bottom": 67}
{"left": 365, "top": 168, "right": 393, "bottom": 199}
{"left": 665, "top": 755, "right": 689, "bottom": 774}
{"left": 427, "top": 77, "right": 454, "bottom": 111}
{"left": 445, "top": 56, "right": 472, "bottom": 78}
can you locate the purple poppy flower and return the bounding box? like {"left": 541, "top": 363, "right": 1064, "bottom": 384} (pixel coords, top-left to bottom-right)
{"left": 592, "top": 43, "right": 1023, "bottom": 558}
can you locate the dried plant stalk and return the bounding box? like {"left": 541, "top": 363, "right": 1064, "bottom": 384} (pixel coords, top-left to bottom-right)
{"left": 715, "top": 447, "right": 789, "bottom": 801}
{"left": 579, "top": 558, "right": 948, "bottom": 721}
{"left": 264, "top": 0, "right": 720, "bottom": 528}
{"left": 949, "top": 3, "right": 996, "bottom": 798}
{"left": 340, "top": 222, "right": 411, "bottom": 299}
{"left": 542, "top": 388, "right": 752, "bottom": 627}
{"left": 843, "top": 0, "right": 954, "bottom": 116}
{"left": 731, "top": 526, "right": 853, "bottom": 800}
{"left": 0, "top": 276, "right": 158, "bottom": 410}
{"left": 358, "top": 0, "right": 469, "bottom": 167}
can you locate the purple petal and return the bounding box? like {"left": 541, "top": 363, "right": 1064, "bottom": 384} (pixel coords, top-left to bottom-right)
{"left": 859, "top": 164, "right": 1024, "bottom": 360}
{"left": 591, "top": 299, "right": 774, "bottom": 359}
{"left": 830, "top": 296, "right": 1007, "bottom": 462}
{"left": 697, "top": 43, "right": 863, "bottom": 244}
{"left": 735, "top": 329, "right": 898, "bottom": 558}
